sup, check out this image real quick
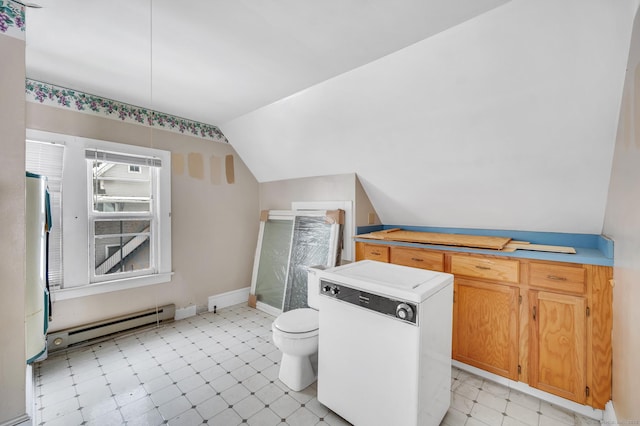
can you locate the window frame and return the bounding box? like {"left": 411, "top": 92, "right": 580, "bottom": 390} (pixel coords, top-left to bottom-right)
{"left": 87, "top": 153, "right": 158, "bottom": 283}
{"left": 26, "top": 129, "right": 173, "bottom": 301}
{"left": 128, "top": 164, "right": 142, "bottom": 174}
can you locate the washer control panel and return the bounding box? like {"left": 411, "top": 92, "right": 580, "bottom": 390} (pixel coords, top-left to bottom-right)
{"left": 320, "top": 279, "right": 418, "bottom": 325}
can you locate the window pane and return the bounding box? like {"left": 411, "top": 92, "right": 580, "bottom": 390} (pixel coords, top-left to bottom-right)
{"left": 94, "top": 219, "right": 151, "bottom": 236}
{"left": 94, "top": 220, "right": 151, "bottom": 276}
{"left": 255, "top": 219, "right": 294, "bottom": 309}
{"left": 91, "top": 161, "right": 152, "bottom": 212}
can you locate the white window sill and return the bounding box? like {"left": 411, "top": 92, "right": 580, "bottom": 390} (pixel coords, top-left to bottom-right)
{"left": 51, "top": 272, "right": 174, "bottom": 301}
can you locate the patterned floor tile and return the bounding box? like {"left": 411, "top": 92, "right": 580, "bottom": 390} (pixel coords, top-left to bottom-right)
{"left": 33, "top": 304, "right": 600, "bottom": 426}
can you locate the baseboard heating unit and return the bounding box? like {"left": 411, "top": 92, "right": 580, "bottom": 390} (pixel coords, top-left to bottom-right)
{"left": 46, "top": 304, "right": 175, "bottom": 353}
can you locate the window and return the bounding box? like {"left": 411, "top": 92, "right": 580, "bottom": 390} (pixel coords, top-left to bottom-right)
{"left": 26, "top": 130, "right": 172, "bottom": 300}
{"left": 87, "top": 150, "right": 160, "bottom": 282}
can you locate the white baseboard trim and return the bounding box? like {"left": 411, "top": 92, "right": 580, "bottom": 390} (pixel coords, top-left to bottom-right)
{"left": 603, "top": 401, "right": 618, "bottom": 425}
{"left": 452, "top": 361, "right": 605, "bottom": 421}
{"left": 174, "top": 304, "right": 197, "bottom": 321}
{"left": 0, "top": 414, "right": 31, "bottom": 426}
{"left": 208, "top": 287, "right": 251, "bottom": 312}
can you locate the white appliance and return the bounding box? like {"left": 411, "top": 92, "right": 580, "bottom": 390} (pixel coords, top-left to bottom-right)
{"left": 25, "top": 172, "right": 50, "bottom": 363}
{"left": 317, "top": 260, "right": 454, "bottom": 426}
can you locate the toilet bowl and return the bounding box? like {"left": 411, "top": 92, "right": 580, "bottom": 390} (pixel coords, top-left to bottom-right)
{"left": 271, "top": 266, "right": 324, "bottom": 391}
{"left": 272, "top": 308, "right": 319, "bottom": 391}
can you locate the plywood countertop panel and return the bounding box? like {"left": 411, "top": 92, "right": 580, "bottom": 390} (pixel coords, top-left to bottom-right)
{"left": 358, "top": 229, "right": 511, "bottom": 250}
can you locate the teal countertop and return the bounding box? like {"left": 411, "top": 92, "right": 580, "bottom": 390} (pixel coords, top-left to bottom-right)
{"left": 355, "top": 225, "right": 614, "bottom": 267}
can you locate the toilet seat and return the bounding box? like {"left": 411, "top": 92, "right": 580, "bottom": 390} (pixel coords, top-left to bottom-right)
{"left": 273, "top": 308, "right": 318, "bottom": 334}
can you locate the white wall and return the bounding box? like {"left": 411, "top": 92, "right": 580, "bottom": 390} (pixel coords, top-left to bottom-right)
{"left": 602, "top": 4, "right": 640, "bottom": 421}
{"left": 223, "top": 0, "right": 633, "bottom": 233}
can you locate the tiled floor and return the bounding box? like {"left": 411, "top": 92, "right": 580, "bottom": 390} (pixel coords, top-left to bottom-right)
{"left": 34, "top": 304, "right": 601, "bottom": 426}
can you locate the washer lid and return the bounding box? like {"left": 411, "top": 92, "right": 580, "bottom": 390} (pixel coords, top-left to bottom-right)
{"left": 274, "top": 308, "right": 319, "bottom": 333}
{"left": 319, "top": 260, "right": 453, "bottom": 303}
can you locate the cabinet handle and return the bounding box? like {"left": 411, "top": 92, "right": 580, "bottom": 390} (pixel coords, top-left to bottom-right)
{"left": 475, "top": 265, "right": 491, "bottom": 270}
{"left": 532, "top": 306, "right": 537, "bottom": 320}
{"left": 546, "top": 275, "right": 567, "bottom": 281}
{"left": 372, "top": 251, "right": 381, "bottom": 256}
{"left": 411, "top": 257, "right": 424, "bottom": 262}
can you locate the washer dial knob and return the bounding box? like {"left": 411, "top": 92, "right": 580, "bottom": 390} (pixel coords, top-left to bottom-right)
{"left": 396, "top": 303, "right": 414, "bottom": 321}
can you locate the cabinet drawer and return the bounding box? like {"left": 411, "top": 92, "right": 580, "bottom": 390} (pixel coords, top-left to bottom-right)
{"left": 363, "top": 244, "right": 390, "bottom": 262}
{"left": 529, "top": 263, "right": 586, "bottom": 294}
{"left": 450, "top": 255, "right": 519, "bottom": 283}
{"left": 390, "top": 247, "right": 444, "bottom": 271}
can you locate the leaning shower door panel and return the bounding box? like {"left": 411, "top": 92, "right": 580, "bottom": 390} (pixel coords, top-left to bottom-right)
{"left": 253, "top": 218, "right": 294, "bottom": 310}
{"left": 282, "top": 216, "right": 342, "bottom": 312}
{"left": 250, "top": 210, "right": 344, "bottom": 315}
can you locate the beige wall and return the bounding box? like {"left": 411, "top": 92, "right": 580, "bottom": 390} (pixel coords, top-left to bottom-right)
{"left": 260, "top": 173, "right": 380, "bottom": 226}
{"left": 259, "top": 173, "right": 356, "bottom": 211}
{"left": 602, "top": 7, "right": 640, "bottom": 422}
{"left": 259, "top": 173, "right": 379, "bottom": 227}
{"left": 26, "top": 103, "right": 259, "bottom": 331}
{"left": 0, "top": 35, "right": 27, "bottom": 423}
{"left": 258, "top": 173, "right": 381, "bottom": 262}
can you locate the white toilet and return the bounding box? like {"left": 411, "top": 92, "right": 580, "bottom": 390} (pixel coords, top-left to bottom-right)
{"left": 271, "top": 267, "right": 323, "bottom": 391}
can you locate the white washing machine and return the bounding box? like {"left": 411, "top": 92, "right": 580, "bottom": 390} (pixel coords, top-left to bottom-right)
{"left": 317, "top": 260, "right": 454, "bottom": 426}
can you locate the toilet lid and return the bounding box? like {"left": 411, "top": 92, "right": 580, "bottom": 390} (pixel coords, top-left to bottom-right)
{"left": 273, "top": 308, "right": 319, "bottom": 333}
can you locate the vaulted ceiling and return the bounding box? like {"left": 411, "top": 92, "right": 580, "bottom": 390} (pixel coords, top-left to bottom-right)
{"left": 222, "top": 0, "right": 635, "bottom": 233}
{"left": 24, "top": 0, "right": 637, "bottom": 234}
{"left": 25, "top": 0, "right": 508, "bottom": 124}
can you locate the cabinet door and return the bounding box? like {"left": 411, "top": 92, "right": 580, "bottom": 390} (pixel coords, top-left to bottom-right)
{"left": 529, "top": 291, "right": 587, "bottom": 404}
{"left": 453, "top": 279, "right": 519, "bottom": 380}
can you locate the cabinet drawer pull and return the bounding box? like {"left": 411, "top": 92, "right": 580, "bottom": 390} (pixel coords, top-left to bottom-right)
{"left": 410, "top": 257, "right": 424, "bottom": 262}
{"left": 475, "top": 265, "right": 491, "bottom": 270}
{"left": 371, "top": 251, "right": 381, "bottom": 256}
{"left": 546, "top": 275, "right": 567, "bottom": 281}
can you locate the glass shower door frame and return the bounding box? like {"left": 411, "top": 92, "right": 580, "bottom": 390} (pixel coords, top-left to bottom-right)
{"left": 250, "top": 210, "right": 343, "bottom": 316}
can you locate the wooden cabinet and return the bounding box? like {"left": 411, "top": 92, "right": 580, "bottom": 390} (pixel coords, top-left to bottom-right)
{"left": 529, "top": 290, "right": 587, "bottom": 404}
{"left": 527, "top": 261, "right": 589, "bottom": 405}
{"left": 526, "top": 262, "right": 612, "bottom": 407}
{"left": 362, "top": 243, "right": 389, "bottom": 262}
{"left": 529, "top": 262, "right": 586, "bottom": 294}
{"left": 453, "top": 278, "right": 519, "bottom": 380}
{"left": 354, "top": 240, "right": 612, "bottom": 409}
{"left": 450, "top": 253, "right": 519, "bottom": 283}
{"left": 390, "top": 246, "right": 444, "bottom": 271}
{"left": 451, "top": 253, "right": 521, "bottom": 380}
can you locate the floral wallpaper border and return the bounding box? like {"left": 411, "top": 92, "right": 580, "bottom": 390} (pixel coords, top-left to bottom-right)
{"left": 0, "top": 0, "right": 26, "bottom": 40}
{"left": 25, "top": 79, "right": 228, "bottom": 143}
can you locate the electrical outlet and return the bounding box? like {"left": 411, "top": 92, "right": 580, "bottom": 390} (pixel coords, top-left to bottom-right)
{"left": 368, "top": 212, "right": 376, "bottom": 225}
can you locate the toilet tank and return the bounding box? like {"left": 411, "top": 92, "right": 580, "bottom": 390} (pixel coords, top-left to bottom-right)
{"left": 307, "top": 266, "right": 326, "bottom": 309}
